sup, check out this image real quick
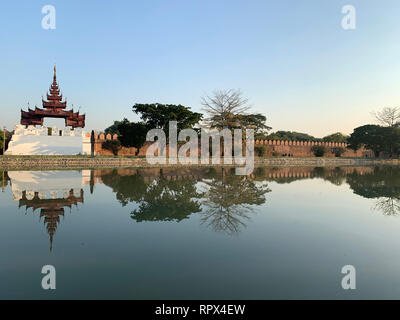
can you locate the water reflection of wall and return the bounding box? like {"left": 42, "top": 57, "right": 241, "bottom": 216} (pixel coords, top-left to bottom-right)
{"left": 100, "top": 168, "right": 271, "bottom": 234}
{"left": 4, "top": 166, "right": 399, "bottom": 250}
{"left": 7, "top": 170, "right": 89, "bottom": 252}
{"left": 99, "top": 166, "right": 392, "bottom": 234}
{"left": 93, "top": 166, "right": 375, "bottom": 183}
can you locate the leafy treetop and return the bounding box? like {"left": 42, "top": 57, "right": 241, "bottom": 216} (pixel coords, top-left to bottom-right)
{"left": 347, "top": 124, "right": 400, "bottom": 157}
{"left": 105, "top": 118, "right": 149, "bottom": 148}
{"left": 322, "top": 132, "right": 348, "bottom": 143}
{"left": 266, "top": 131, "right": 319, "bottom": 142}
{"left": 132, "top": 103, "right": 202, "bottom": 133}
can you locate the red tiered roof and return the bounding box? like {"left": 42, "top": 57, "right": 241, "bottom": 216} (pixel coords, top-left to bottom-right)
{"left": 21, "top": 66, "right": 86, "bottom": 128}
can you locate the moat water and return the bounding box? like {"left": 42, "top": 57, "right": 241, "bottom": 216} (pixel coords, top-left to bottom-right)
{"left": 0, "top": 166, "right": 399, "bottom": 299}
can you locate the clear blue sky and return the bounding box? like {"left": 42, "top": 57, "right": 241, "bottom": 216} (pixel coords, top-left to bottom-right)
{"left": 1, "top": 0, "right": 400, "bottom": 137}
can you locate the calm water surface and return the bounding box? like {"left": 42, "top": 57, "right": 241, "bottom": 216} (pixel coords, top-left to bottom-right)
{"left": 0, "top": 166, "right": 399, "bottom": 299}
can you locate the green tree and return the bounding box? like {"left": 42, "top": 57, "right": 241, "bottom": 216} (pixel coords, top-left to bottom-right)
{"left": 0, "top": 129, "right": 4, "bottom": 154}
{"left": 311, "top": 145, "right": 327, "bottom": 157}
{"left": 385, "top": 127, "right": 400, "bottom": 156}
{"left": 102, "top": 140, "right": 122, "bottom": 155}
{"left": 132, "top": 103, "right": 202, "bottom": 134}
{"left": 322, "top": 132, "right": 348, "bottom": 143}
{"left": 105, "top": 118, "right": 149, "bottom": 148}
{"left": 104, "top": 120, "right": 123, "bottom": 135}
{"left": 234, "top": 113, "right": 271, "bottom": 137}
{"left": 331, "top": 147, "right": 346, "bottom": 157}
{"left": 254, "top": 145, "right": 267, "bottom": 157}
{"left": 347, "top": 125, "right": 400, "bottom": 157}
{"left": 266, "top": 131, "right": 319, "bottom": 142}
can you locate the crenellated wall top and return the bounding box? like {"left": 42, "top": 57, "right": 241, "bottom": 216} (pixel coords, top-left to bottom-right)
{"left": 254, "top": 139, "right": 348, "bottom": 147}
{"left": 13, "top": 124, "right": 85, "bottom": 137}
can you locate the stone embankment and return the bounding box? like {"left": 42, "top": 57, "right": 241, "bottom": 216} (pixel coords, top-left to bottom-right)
{"left": 0, "top": 156, "right": 398, "bottom": 170}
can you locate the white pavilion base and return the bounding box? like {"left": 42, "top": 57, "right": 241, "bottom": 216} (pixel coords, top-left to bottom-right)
{"left": 8, "top": 170, "right": 90, "bottom": 200}
{"left": 5, "top": 125, "right": 90, "bottom": 155}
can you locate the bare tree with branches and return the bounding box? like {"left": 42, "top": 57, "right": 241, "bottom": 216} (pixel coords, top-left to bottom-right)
{"left": 201, "top": 89, "right": 250, "bottom": 130}
{"left": 373, "top": 197, "right": 400, "bottom": 216}
{"left": 372, "top": 107, "right": 400, "bottom": 127}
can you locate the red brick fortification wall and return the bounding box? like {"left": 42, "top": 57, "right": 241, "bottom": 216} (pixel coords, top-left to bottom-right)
{"left": 90, "top": 132, "right": 375, "bottom": 158}
{"left": 90, "top": 132, "right": 137, "bottom": 156}
{"left": 254, "top": 140, "right": 374, "bottom": 158}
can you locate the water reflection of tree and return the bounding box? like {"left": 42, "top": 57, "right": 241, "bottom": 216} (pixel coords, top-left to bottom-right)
{"left": 201, "top": 168, "right": 270, "bottom": 235}
{"left": 374, "top": 197, "right": 400, "bottom": 216}
{"left": 0, "top": 171, "right": 9, "bottom": 191}
{"left": 346, "top": 167, "right": 400, "bottom": 216}
{"left": 101, "top": 169, "right": 203, "bottom": 222}
{"left": 100, "top": 170, "right": 148, "bottom": 206}
{"left": 312, "top": 167, "right": 347, "bottom": 186}
{"left": 130, "top": 175, "right": 203, "bottom": 222}
{"left": 101, "top": 168, "right": 270, "bottom": 231}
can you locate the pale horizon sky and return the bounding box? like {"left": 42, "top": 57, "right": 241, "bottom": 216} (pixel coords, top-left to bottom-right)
{"left": 1, "top": 0, "right": 400, "bottom": 137}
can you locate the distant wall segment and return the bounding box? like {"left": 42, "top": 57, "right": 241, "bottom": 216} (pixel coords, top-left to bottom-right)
{"left": 93, "top": 134, "right": 374, "bottom": 158}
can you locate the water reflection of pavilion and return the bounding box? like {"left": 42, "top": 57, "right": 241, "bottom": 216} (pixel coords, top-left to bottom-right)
{"left": 18, "top": 189, "right": 84, "bottom": 251}
{"left": 8, "top": 171, "right": 89, "bottom": 252}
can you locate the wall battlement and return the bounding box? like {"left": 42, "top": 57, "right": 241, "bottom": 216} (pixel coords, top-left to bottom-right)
{"left": 253, "top": 139, "right": 373, "bottom": 158}
{"left": 254, "top": 139, "right": 348, "bottom": 147}
{"left": 91, "top": 133, "right": 374, "bottom": 158}
{"left": 6, "top": 125, "right": 87, "bottom": 155}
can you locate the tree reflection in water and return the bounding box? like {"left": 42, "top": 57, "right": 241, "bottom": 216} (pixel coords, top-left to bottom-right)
{"left": 0, "top": 170, "right": 9, "bottom": 192}
{"left": 101, "top": 168, "right": 270, "bottom": 232}
{"left": 101, "top": 169, "right": 203, "bottom": 222}
{"left": 4, "top": 166, "right": 398, "bottom": 253}
{"left": 100, "top": 166, "right": 400, "bottom": 230}
{"left": 374, "top": 197, "right": 400, "bottom": 216}
{"left": 130, "top": 174, "right": 203, "bottom": 222}
{"left": 346, "top": 166, "right": 400, "bottom": 216}
{"left": 200, "top": 168, "right": 270, "bottom": 235}
{"left": 268, "top": 166, "right": 400, "bottom": 217}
